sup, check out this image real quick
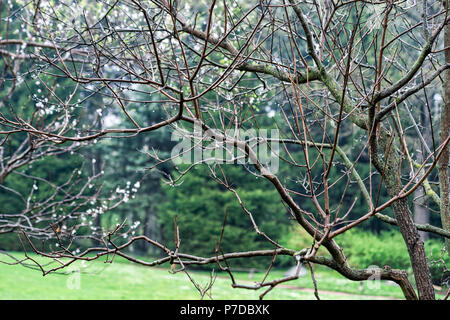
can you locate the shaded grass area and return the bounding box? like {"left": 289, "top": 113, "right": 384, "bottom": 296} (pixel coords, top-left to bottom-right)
{"left": 0, "top": 252, "right": 410, "bottom": 300}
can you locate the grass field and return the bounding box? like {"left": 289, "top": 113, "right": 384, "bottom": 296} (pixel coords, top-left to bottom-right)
{"left": 0, "top": 251, "right": 425, "bottom": 300}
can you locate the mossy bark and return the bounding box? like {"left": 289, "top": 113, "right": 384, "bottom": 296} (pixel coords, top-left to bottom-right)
{"left": 373, "top": 133, "right": 435, "bottom": 300}
{"left": 439, "top": 5, "right": 450, "bottom": 258}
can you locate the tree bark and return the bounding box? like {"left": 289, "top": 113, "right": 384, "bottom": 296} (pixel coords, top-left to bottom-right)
{"left": 439, "top": 10, "right": 450, "bottom": 257}
{"left": 390, "top": 197, "right": 435, "bottom": 299}
{"left": 374, "top": 133, "right": 435, "bottom": 300}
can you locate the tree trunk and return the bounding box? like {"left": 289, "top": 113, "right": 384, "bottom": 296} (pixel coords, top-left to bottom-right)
{"left": 439, "top": 11, "right": 450, "bottom": 257}
{"left": 374, "top": 133, "right": 435, "bottom": 300}
{"left": 390, "top": 197, "right": 435, "bottom": 299}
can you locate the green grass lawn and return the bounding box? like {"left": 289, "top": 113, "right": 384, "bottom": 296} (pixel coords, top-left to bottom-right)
{"left": 0, "top": 251, "right": 426, "bottom": 300}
